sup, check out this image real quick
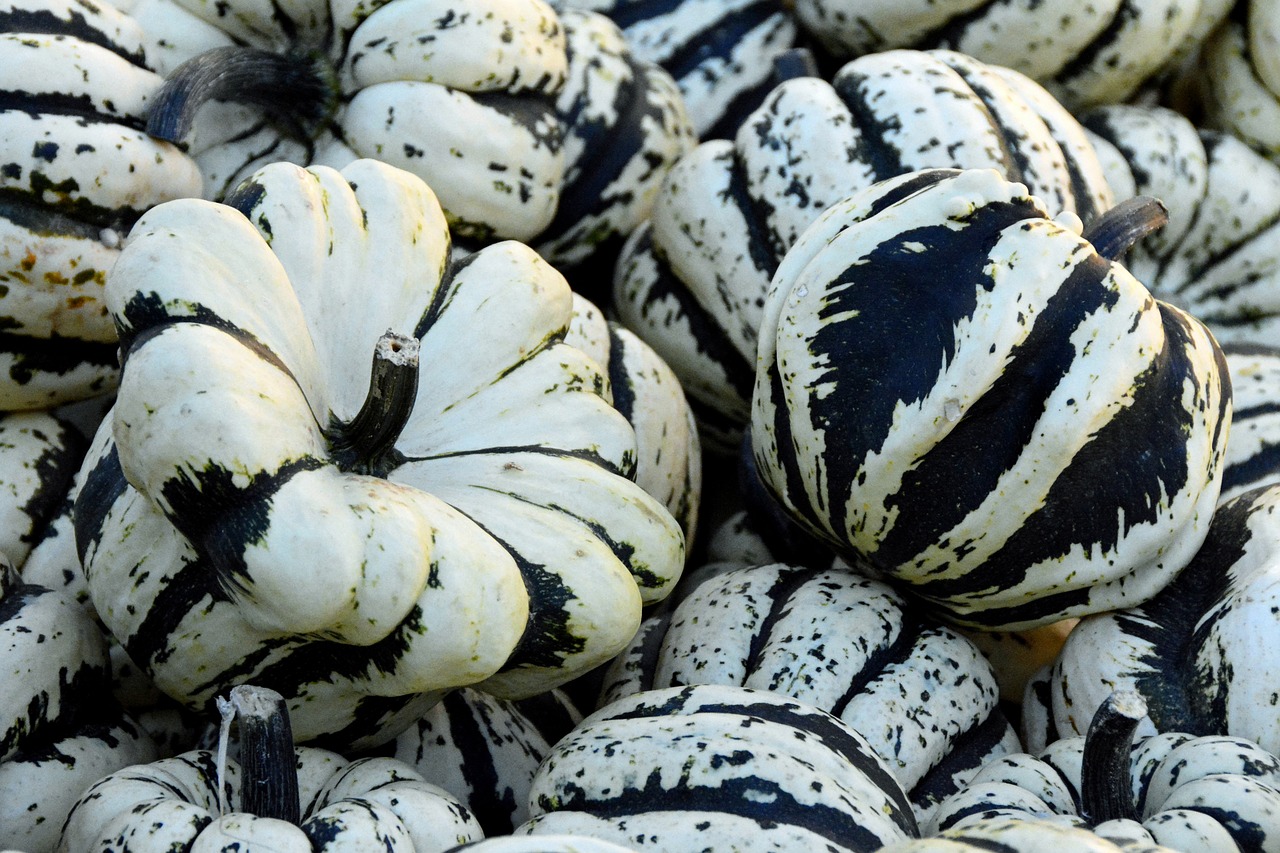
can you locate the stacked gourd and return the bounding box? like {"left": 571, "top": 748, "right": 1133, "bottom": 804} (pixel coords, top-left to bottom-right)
{"left": 9, "top": 0, "right": 1280, "bottom": 850}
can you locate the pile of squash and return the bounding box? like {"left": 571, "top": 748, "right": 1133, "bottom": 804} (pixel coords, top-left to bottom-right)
{"left": 4, "top": 0, "right": 1280, "bottom": 850}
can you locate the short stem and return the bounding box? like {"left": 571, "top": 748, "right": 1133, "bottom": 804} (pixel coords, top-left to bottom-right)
{"left": 146, "top": 45, "right": 336, "bottom": 145}
{"left": 1083, "top": 196, "right": 1168, "bottom": 262}
{"left": 228, "top": 685, "right": 300, "bottom": 824}
{"left": 328, "top": 331, "right": 420, "bottom": 476}
{"left": 1080, "top": 689, "right": 1146, "bottom": 824}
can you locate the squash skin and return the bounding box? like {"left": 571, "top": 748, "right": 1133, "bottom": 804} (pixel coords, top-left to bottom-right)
{"left": 73, "top": 159, "right": 684, "bottom": 748}
{"left": 751, "top": 168, "right": 1230, "bottom": 630}
{"left": 1214, "top": 344, "right": 1280, "bottom": 504}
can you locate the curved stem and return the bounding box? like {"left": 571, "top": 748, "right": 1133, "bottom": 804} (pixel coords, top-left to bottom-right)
{"left": 146, "top": 46, "right": 336, "bottom": 145}
{"left": 328, "top": 331, "right": 420, "bottom": 476}
{"left": 1083, "top": 196, "right": 1168, "bottom": 262}
{"left": 228, "top": 685, "right": 300, "bottom": 824}
{"left": 1080, "top": 689, "right": 1146, "bottom": 824}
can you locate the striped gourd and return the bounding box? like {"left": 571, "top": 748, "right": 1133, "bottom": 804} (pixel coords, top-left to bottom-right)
{"left": 448, "top": 838, "right": 639, "bottom": 852}
{"left": 752, "top": 168, "right": 1231, "bottom": 630}
{"left": 551, "top": 0, "right": 799, "bottom": 139}
{"left": 934, "top": 692, "right": 1280, "bottom": 852}
{"left": 518, "top": 684, "right": 920, "bottom": 851}
{"left": 1198, "top": 1, "right": 1280, "bottom": 165}
{"left": 386, "top": 688, "right": 580, "bottom": 836}
{"left": 612, "top": 49, "right": 1113, "bottom": 451}
{"left": 131, "top": 0, "right": 692, "bottom": 276}
{"left": 567, "top": 294, "right": 700, "bottom": 547}
{"left": 73, "top": 158, "right": 685, "bottom": 748}
{"left": 59, "top": 685, "right": 484, "bottom": 851}
{"left": 1084, "top": 103, "right": 1280, "bottom": 349}
{"left": 0, "top": 0, "right": 202, "bottom": 410}
{"left": 597, "top": 562, "right": 1022, "bottom": 825}
{"left": 0, "top": 558, "right": 158, "bottom": 852}
{"left": 881, "top": 816, "right": 1176, "bottom": 852}
{"left": 0, "top": 410, "right": 83, "bottom": 570}
{"left": 1023, "top": 482, "right": 1280, "bottom": 759}
{"left": 790, "top": 0, "right": 1232, "bottom": 110}
{"left": 1216, "top": 344, "right": 1280, "bottom": 503}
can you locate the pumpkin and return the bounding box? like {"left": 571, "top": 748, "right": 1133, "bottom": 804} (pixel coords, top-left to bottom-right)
{"left": 788, "top": 0, "right": 1232, "bottom": 110}
{"left": 517, "top": 683, "right": 920, "bottom": 851}
{"left": 59, "top": 685, "right": 485, "bottom": 851}
{"left": 566, "top": 294, "right": 700, "bottom": 546}
{"left": 933, "top": 691, "right": 1280, "bottom": 851}
{"left": 0, "top": 0, "right": 202, "bottom": 410}
{"left": 1197, "top": 2, "right": 1280, "bottom": 165}
{"left": 130, "top": 0, "right": 691, "bottom": 276}
{"left": 597, "top": 562, "right": 1021, "bottom": 824}
{"left": 72, "top": 158, "right": 684, "bottom": 748}
{"left": 550, "top": 0, "right": 799, "bottom": 139}
{"left": 611, "top": 48, "right": 1114, "bottom": 451}
{"left": 1022, "top": 481, "right": 1280, "bottom": 758}
{"left": 1083, "top": 103, "right": 1280, "bottom": 349}
{"left": 751, "top": 168, "right": 1231, "bottom": 630}
{"left": 1215, "top": 344, "right": 1280, "bottom": 503}
{"left": 0, "top": 557, "right": 157, "bottom": 852}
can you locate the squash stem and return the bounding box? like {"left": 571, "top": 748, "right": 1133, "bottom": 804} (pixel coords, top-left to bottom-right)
{"left": 329, "top": 331, "right": 420, "bottom": 476}
{"left": 228, "top": 685, "right": 301, "bottom": 824}
{"left": 1080, "top": 690, "right": 1146, "bottom": 824}
{"left": 1082, "top": 196, "right": 1168, "bottom": 262}
{"left": 146, "top": 46, "right": 337, "bottom": 145}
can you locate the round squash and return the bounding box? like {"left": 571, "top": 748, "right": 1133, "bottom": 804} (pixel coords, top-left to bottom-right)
{"left": 1197, "top": 2, "right": 1280, "bottom": 165}
{"left": 751, "top": 168, "right": 1230, "bottom": 629}
{"left": 73, "top": 158, "right": 684, "bottom": 748}
{"left": 1215, "top": 344, "right": 1280, "bottom": 503}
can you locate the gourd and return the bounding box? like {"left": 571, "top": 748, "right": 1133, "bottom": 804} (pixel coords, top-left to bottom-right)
{"left": 73, "top": 158, "right": 685, "bottom": 748}
{"left": 789, "top": 0, "right": 1232, "bottom": 110}
{"left": 933, "top": 691, "right": 1280, "bottom": 851}
{"left": 612, "top": 49, "right": 1114, "bottom": 451}
{"left": 448, "top": 838, "right": 639, "bottom": 852}
{"left": 0, "top": 410, "right": 84, "bottom": 570}
{"left": 752, "top": 168, "right": 1230, "bottom": 629}
{"left": 131, "top": 0, "right": 692, "bottom": 275}
{"left": 597, "top": 562, "right": 1021, "bottom": 824}
{"left": 1215, "top": 344, "right": 1280, "bottom": 503}
{"left": 517, "top": 684, "right": 920, "bottom": 851}
{"left": 879, "top": 815, "right": 1175, "bottom": 852}
{"left": 0, "top": 0, "right": 202, "bottom": 409}
{"left": 1083, "top": 103, "right": 1280, "bottom": 348}
{"left": 1022, "top": 481, "right": 1280, "bottom": 758}
{"left": 1197, "top": 1, "right": 1280, "bottom": 165}
{"left": 1, "top": 557, "right": 157, "bottom": 852}
{"left": 550, "top": 0, "right": 799, "bottom": 138}
{"left": 59, "top": 685, "right": 485, "bottom": 851}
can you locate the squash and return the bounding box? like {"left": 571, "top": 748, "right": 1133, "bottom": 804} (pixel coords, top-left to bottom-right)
{"left": 447, "top": 837, "right": 638, "bottom": 852}
{"left": 1215, "top": 344, "right": 1280, "bottom": 503}
{"left": 597, "top": 562, "right": 1021, "bottom": 824}
{"left": 550, "top": 0, "right": 800, "bottom": 139}
{"left": 72, "top": 158, "right": 684, "bottom": 748}
{"left": 131, "top": 0, "right": 691, "bottom": 275}
{"left": 880, "top": 815, "right": 1175, "bottom": 852}
{"left": 1083, "top": 103, "right": 1280, "bottom": 348}
{"left": 789, "top": 0, "right": 1232, "bottom": 110}
{"left": 0, "top": 0, "right": 202, "bottom": 409}
{"left": 933, "top": 691, "right": 1280, "bottom": 851}
{"left": 1197, "top": 2, "right": 1280, "bottom": 165}
{"left": 611, "top": 49, "right": 1114, "bottom": 451}
{"left": 518, "top": 683, "right": 920, "bottom": 851}
{"left": 0, "top": 557, "right": 157, "bottom": 852}
{"left": 1022, "top": 481, "right": 1280, "bottom": 758}
{"left": 59, "top": 684, "right": 484, "bottom": 851}
{"left": 751, "top": 168, "right": 1230, "bottom": 630}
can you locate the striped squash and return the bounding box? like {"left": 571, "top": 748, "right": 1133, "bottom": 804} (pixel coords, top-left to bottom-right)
{"left": 790, "top": 0, "right": 1232, "bottom": 110}
{"left": 518, "top": 684, "right": 920, "bottom": 851}
{"left": 1022, "top": 482, "right": 1280, "bottom": 758}
{"left": 1198, "top": 2, "right": 1280, "bottom": 165}
{"left": 612, "top": 49, "right": 1113, "bottom": 451}
{"left": 1, "top": 558, "right": 157, "bottom": 852}
{"left": 73, "top": 158, "right": 684, "bottom": 748}
{"left": 597, "top": 562, "right": 1022, "bottom": 825}
{"left": 0, "top": 0, "right": 202, "bottom": 410}
{"left": 448, "top": 838, "right": 639, "bottom": 852}
{"left": 552, "top": 0, "right": 799, "bottom": 139}
{"left": 752, "top": 168, "right": 1231, "bottom": 630}
{"left": 881, "top": 816, "right": 1176, "bottom": 853}
{"left": 1216, "top": 344, "right": 1280, "bottom": 503}
{"left": 934, "top": 692, "right": 1280, "bottom": 852}
{"left": 1084, "top": 103, "right": 1280, "bottom": 349}
{"left": 131, "top": 0, "right": 691, "bottom": 276}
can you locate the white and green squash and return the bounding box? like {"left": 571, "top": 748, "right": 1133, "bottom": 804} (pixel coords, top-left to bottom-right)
{"left": 1215, "top": 344, "right": 1280, "bottom": 503}
{"left": 72, "top": 158, "right": 685, "bottom": 748}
